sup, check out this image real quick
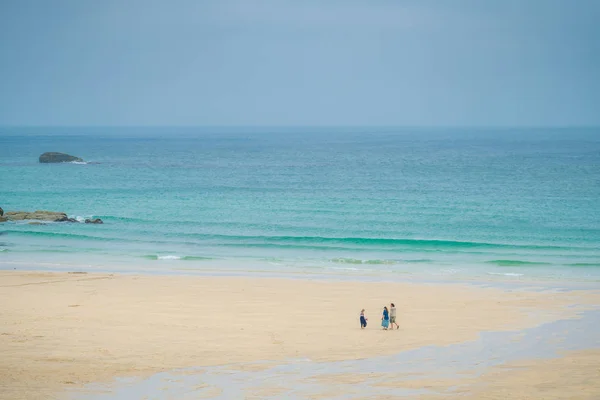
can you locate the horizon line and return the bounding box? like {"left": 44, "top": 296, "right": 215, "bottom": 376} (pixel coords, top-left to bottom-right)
{"left": 1, "top": 124, "right": 599, "bottom": 129}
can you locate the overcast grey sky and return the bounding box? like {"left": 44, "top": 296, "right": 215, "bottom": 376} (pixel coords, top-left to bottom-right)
{"left": 0, "top": 0, "right": 598, "bottom": 126}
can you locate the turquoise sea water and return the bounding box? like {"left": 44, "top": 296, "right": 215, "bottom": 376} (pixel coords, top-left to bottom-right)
{"left": 1, "top": 127, "right": 599, "bottom": 281}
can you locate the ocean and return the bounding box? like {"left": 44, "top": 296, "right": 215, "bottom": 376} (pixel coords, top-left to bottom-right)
{"left": 1, "top": 127, "right": 599, "bottom": 282}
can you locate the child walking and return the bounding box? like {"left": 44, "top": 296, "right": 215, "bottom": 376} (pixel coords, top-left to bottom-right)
{"left": 360, "top": 309, "right": 368, "bottom": 328}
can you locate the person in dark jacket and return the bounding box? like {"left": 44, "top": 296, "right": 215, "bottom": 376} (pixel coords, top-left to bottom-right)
{"left": 360, "top": 309, "right": 368, "bottom": 328}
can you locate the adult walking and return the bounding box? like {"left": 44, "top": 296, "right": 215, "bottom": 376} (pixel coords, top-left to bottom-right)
{"left": 390, "top": 303, "right": 399, "bottom": 330}
{"left": 381, "top": 306, "right": 390, "bottom": 330}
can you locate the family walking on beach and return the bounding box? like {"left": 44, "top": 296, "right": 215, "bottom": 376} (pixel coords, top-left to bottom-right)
{"left": 360, "top": 303, "right": 399, "bottom": 330}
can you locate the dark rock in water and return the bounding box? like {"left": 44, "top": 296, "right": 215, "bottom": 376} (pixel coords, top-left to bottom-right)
{"left": 5, "top": 211, "right": 75, "bottom": 222}
{"left": 1, "top": 210, "right": 98, "bottom": 224}
{"left": 39, "top": 152, "right": 84, "bottom": 163}
{"left": 0, "top": 207, "right": 3, "bottom": 216}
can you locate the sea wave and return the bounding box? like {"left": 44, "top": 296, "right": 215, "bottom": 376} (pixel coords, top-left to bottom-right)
{"left": 330, "top": 257, "right": 396, "bottom": 265}
{"left": 194, "top": 234, "right": 579, "bottom": 252}
{"left": 70, "top": 215, "right": 94, "bottom": 223}
{"left": 98, "top": 215, "right": 155, "bottom": 224}
{"left": 5, "top": 229, "right": 590, "bottom": 255}
{"left": 212, "top": 235, "right": 553, "bottom": 249}
{"left": 488, "top": 272, "right": 524, "bottom": 277}
{"left": 143, "top": 255, "right": 213, "bottom": 261}
{"left": 3, "top": 230, "right": 118, "bottom": 241}
{"left": 328, "top": 266, "right": 367, "bottom": 271}
{"left": 485, "top": 259, "right": 551, "bottom": 267}
{"left": 565, "top": 263, "right": 600, "bottom": 267}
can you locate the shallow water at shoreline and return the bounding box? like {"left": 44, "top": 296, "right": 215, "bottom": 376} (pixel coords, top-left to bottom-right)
{"left": 3, "top": 259, "right": 600, "bottom": 294}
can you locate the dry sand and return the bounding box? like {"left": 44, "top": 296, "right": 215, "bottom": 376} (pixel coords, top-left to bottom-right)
{"left": 0, "top": 271, "right": 598, "bottom": 399}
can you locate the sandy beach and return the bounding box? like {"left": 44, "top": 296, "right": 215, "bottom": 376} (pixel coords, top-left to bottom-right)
{"left": 1, "top": 271, "right": 599, "bottom": 399}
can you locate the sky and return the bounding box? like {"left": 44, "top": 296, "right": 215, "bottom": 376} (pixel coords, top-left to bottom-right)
{"left": 0, "top": 0, "right": 599, "bottom": 126}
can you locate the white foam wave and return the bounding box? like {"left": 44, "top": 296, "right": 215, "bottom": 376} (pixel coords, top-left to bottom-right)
{"left": 157, "top": 255, "right": 182, "bottom": 260}
{"left": 328, "top": 266, "right": 364, "bottom": 271}
{"left": 430, "top": 268, "right": 461, "bottom": 276}
{"left": 488, "top": 272, "right": 524, "bottom": 277}
{"left": 71, "top": 215, "right": 93, "bottom": 223}
{"left": 67, "top": 161, "right": 88, "bottom": 165}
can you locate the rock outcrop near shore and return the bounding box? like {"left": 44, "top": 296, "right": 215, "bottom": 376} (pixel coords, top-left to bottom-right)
{"left": 39, "top": 152, "right": 84, "bottom": 163}
{"left": 0, "top": 209, "right": 103, "bottom": 224}
{"left": 0, "top": 208, "right": 104, "bottom": 225}
{"left": 4, "top": 211, "right": 77, "bottom": 222}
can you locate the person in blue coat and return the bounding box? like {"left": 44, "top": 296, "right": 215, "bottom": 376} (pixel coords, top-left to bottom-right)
{"left": 381, "top": 306, "right": 390, "bottom": 330}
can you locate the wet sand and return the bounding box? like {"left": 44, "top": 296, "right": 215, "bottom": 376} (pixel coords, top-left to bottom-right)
{"left": 452, "top": 349, "right": 600, "bottom": 399}
{"left": 0, "top": 271, "right": 599, "bottom": 399}
{"left": 377, "top": 349, "right": 600, "bottom": 399}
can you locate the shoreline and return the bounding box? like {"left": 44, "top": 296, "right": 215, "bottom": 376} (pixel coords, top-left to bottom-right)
{"left": 1, "top": 270, "right": 599, "bottom": 399}
{"left": 2, "top": 259, "right": 600, "bottom": 292}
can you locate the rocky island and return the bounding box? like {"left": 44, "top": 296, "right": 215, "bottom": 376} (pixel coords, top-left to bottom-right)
{"left": 39, "top": 152, "right": 84, "bottom": 163}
